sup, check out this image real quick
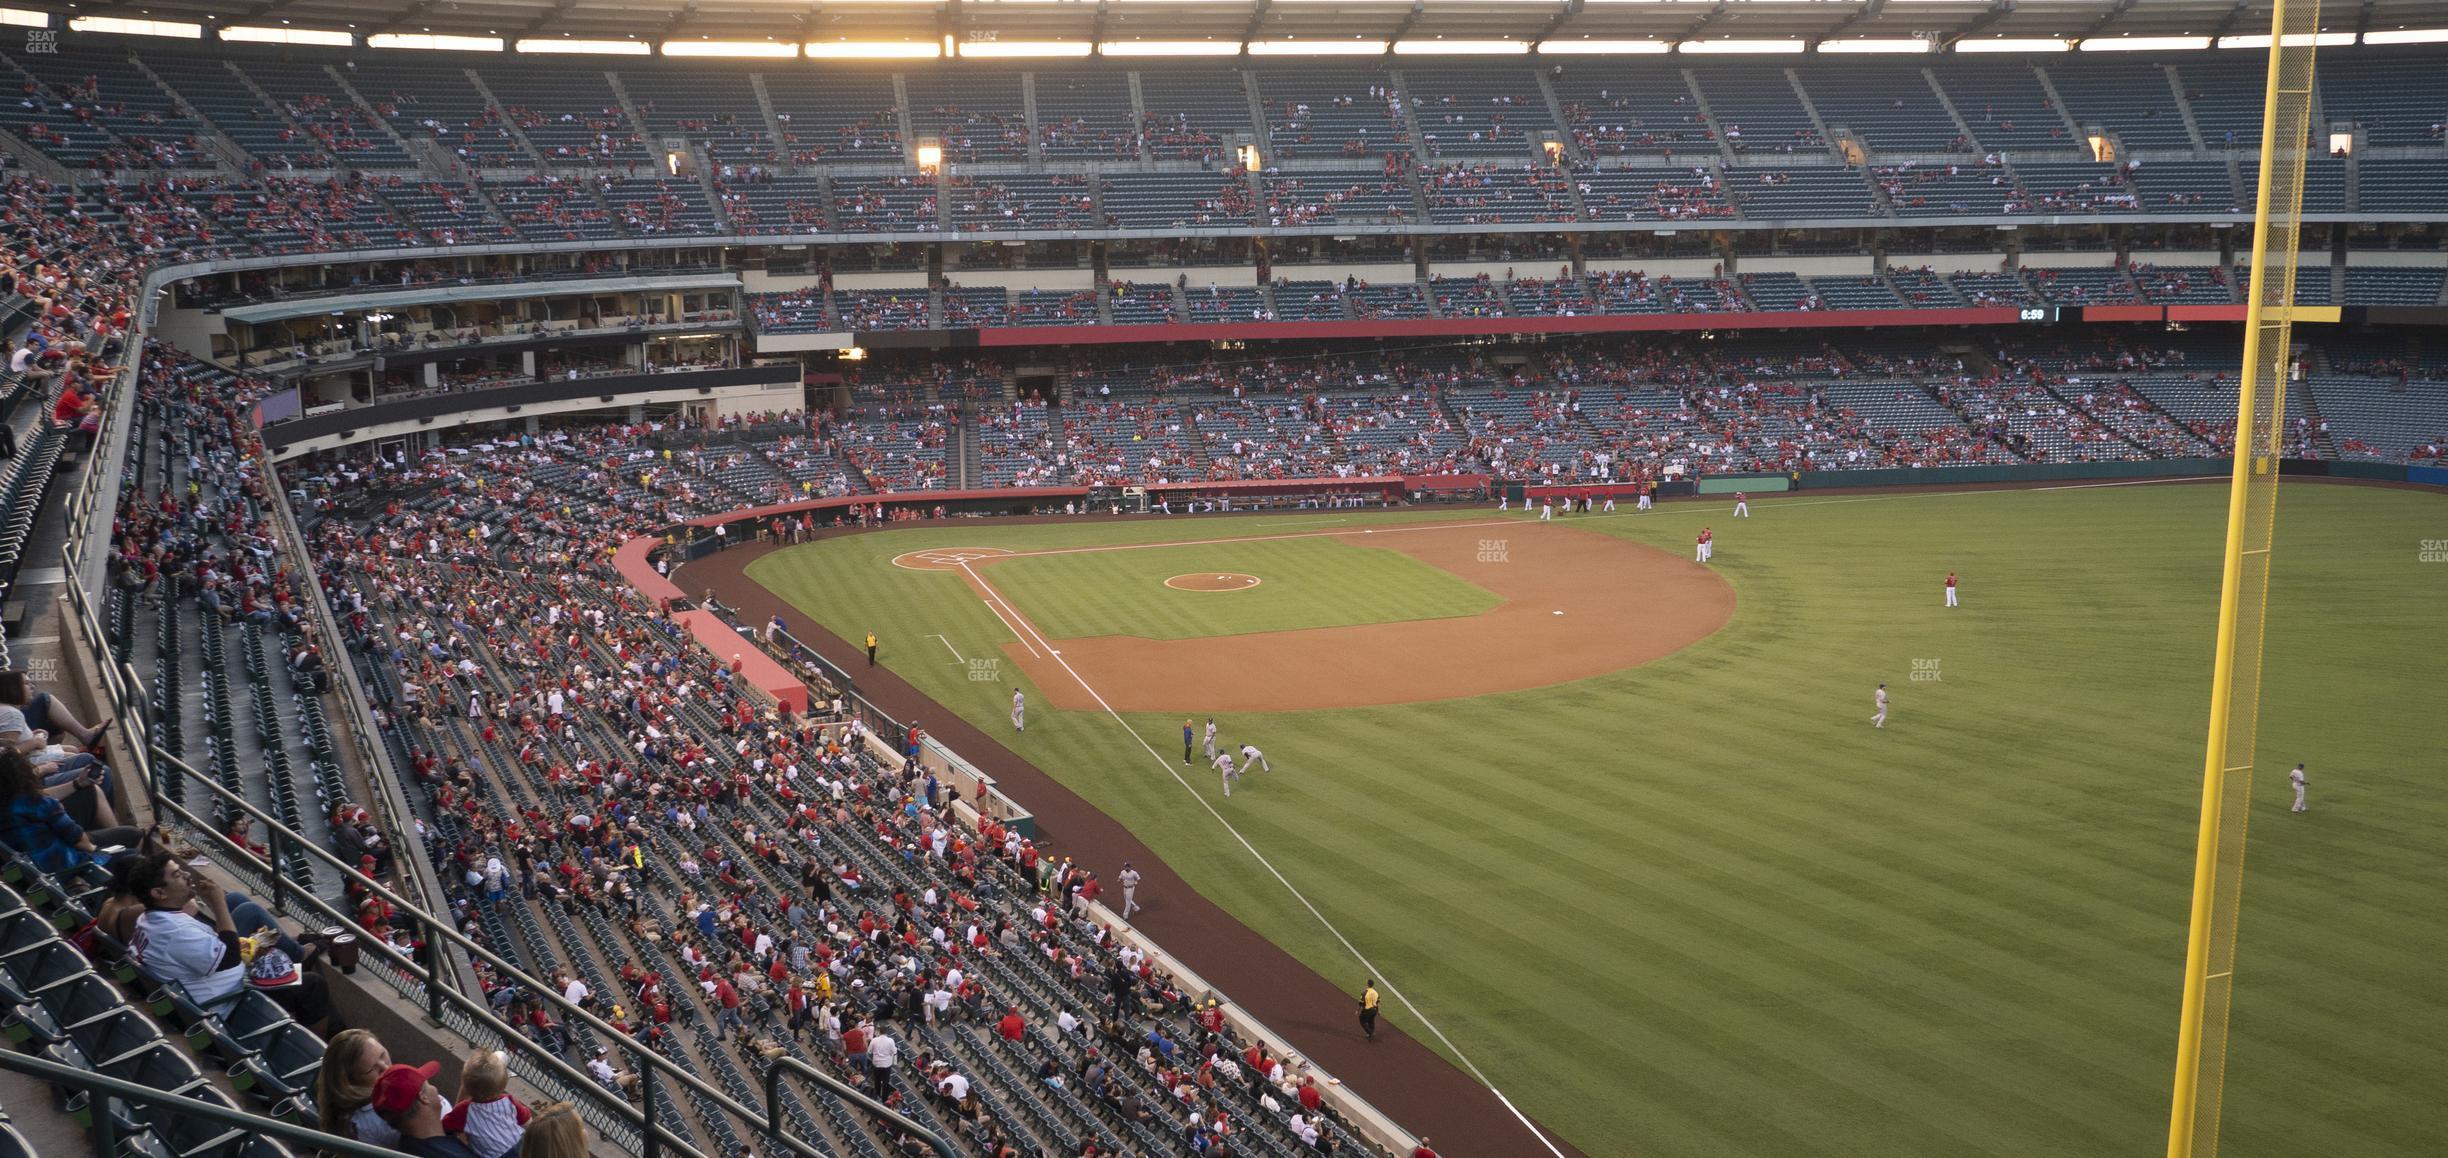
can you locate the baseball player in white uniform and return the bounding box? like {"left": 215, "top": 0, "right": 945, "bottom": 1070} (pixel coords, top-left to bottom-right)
{"left": 1011, "top": 688, "right": 1026, "bottom": 732}
{"left": 1119, "top": 863, "right": 1142, "bottom": 918}
{"left": 1212, "top": 749, "right": 1239, "bottom": 797}
{"left": 1871, "top": 683, "right": 1889, "bottom": 729}
{"left": 1203, "top": 718, "right": 1218, "bottom": 762}
{"left": 1734, "top": 491, "right": 1749, "bottom": 518}
{"left": 1238, "top": 743, "right": 1270, "bottom": 773}
{"left": 2289, "top": 763, "right": 2307, "bottom": 812}
{"left": 1602, "top": 494, "right": 1616, "bottom": 512}
{"left": 1539, "top": 498, "right": 1553, "bottom": 522}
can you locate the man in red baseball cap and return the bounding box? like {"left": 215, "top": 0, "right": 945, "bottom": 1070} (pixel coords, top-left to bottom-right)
{"left": 371, "top": 1061, "right": 483, "bottom": 1158}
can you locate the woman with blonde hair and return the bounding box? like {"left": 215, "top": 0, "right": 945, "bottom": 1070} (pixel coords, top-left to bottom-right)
{"left": 315, "top": 1029, "right": 386, "bottom": 1141}
{"left": 316, "top": 1029, "right": 452, "bottom": 1147}
{"left": 517, "top": 1101, "right": 589, "bottom": 1158}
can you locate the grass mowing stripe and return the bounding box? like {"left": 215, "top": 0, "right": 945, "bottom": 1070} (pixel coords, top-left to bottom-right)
{"left": 1237, "top": 772, "right": 2148, "bottom": 1150}
{"left": 749, "top": 486, "right": 2448, "bottom": 1157}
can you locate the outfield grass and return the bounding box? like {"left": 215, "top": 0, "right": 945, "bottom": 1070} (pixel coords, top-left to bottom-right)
{"left": 751, "top": 485, "right": 2447, "bottom": 1157}
{"left": 981, "top": 535, "right": 1500, "bottom": 641}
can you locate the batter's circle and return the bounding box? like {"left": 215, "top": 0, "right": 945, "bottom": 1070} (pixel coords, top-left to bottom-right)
{"left": 892, "top": 547, "right": 1015, "bottom": 571}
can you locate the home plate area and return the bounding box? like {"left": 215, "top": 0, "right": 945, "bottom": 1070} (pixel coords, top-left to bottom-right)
{"left": 890, "top": 546, "right": 1015, "bottom": 571}
{"left": 1165, "top": 573, "right": 1263, "bottom": 592}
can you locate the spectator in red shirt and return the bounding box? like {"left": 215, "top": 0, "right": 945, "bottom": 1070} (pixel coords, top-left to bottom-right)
{"left": 996, "top": 1006, "right": 1026, "bottom": 1042}
{"left": 712, "top": 976, "right": 744, "bottom": 1040}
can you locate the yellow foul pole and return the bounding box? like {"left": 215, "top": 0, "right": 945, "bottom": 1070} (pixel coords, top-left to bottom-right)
{"left": 2166, "top": 3, "right": 2320, "bottom": 1157}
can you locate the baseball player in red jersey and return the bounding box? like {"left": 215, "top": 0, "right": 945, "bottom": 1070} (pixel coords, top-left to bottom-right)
{"left": 1945, "top": 571, "right": 1959, "bottom": 608}
{"left": 1696, "top": 526, "right": 1714, "bottom": 563}
{"left": 1734, "top": 491, "right": 1749, "bottom": 518}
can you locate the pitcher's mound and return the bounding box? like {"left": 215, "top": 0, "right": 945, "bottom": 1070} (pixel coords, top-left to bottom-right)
{"left": 1166, "top": 573, "right": 1262, "bottom": 592}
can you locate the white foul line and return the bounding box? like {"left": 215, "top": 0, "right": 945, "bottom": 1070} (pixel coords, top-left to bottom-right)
{"left": 928, "top": 633, "right": 967, "bottom": 665}
{"left": 975, "top": 598, "right": 1041, "bottom": 658}
{"left": 913, "top": 477, "right": 2213, "bottom": 1155}
{"left": 956, "top": 559, "right": 1570, "bottom": 1158}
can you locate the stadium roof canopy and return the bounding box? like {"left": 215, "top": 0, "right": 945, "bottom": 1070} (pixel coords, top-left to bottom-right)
{"left": 21, "top": 0, "right": 2447, "bottom": 56}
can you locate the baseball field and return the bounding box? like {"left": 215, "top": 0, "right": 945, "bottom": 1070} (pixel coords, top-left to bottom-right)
{"left": 728, "top": 480, "right": 2445, "bottom": 1157}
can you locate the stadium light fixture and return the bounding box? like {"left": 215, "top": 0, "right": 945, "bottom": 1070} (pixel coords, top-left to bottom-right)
{"left": 516, "top": 38, "right": 652, "bottom": 55}
{"left": 1680, "top": 39, "right": 1807, "bottom": 55}
{"left": 1392, "top": 40, "right": 1530, "bottom": 55}
{"left": 805, "top": 41, "right": 942, "bottom": 59}
{"left": 1954, "top": 38, "right": 2072, "bottom": 53}
{"left": 957, "top": 40, "right": 1095, "bottom": 58}
{"left": 68, "top": 16, "right": 202, "bottom": 38}
{"left": 916, "top": 142, "right": 944, "bottom": 172}
{"left": 367, "top": 33, "right": 505, "bottom": 51}
{"left": 1535, "top": 39, "right": 1673, "bottom": 55}
{"left": 1818, "top": 38, "right": 1932, "bottom": 54}
{"left": 2215, "top": 32, "right": 2354, "bottom": 49}
{"left": 0, "top": 9, "right": 44, "bottom": 29}
{"left": 1248, "top": 39, "right": 1390, "bottom": 55}
{"left": 1100, "top": 40, "right": 1242, "bottom": 56}
{"left": 2079, "top": 36, "right": 2212, "bottom": 52}
{"left": 222, "top": 25, "right": 353, "bottom": 46}
{"left": 663, "top": 40, "right": 800, "bottom": 58}
{"left": 2362, "top": 28, "right": 2448, "bottom": 45}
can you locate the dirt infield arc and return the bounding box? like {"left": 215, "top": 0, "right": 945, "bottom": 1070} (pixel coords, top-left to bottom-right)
{"left": 959, "top": 520, "right": 1733, "bottom": 714}
{"left": 680, "top": 520, "right": 1588, "bottom": 1158}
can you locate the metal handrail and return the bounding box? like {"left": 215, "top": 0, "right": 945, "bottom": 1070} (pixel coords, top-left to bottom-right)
{"left": 0, "top": 1047, "right": 404, "bottom": 1158}
{"left": 59, "top": 516, "right": 932, "bottom": 1158}
{"left": 257, "top": 453, "right": 463, "bottom": 937}
{"left": 49, "top": 552, "right": 805, "bottom": 1158}
{"left": 43, "top": 267, "right": 899, "bottom": 1158}
{"left": 762, "top": 1057, "right": 956, "bottom": 1158}
{"left": 130, "top": 747, "right": 706, "bottom": 1158}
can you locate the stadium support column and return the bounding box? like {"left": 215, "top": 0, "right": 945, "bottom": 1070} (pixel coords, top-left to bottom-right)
{"left": 2166, "top": 4, "right": 2319, "bottom": 1158}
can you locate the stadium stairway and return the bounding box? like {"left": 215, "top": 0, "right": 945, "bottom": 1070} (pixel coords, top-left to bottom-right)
{"left": 2292, "top": 377, "right": 2342, "bottom": 459}
{"left": 954, "top": 410, "right": 981, "bottom": 490}
{"left": 1920, "top": 377, "right": 2030, "bottom": 462}
{"left": 330, "top": 513, "right": 1388, "bottom": 1155}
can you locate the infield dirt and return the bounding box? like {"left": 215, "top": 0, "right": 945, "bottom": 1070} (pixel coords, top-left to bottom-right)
{"left": 966, "top": 520, "right": 1734, "bottom": 713}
